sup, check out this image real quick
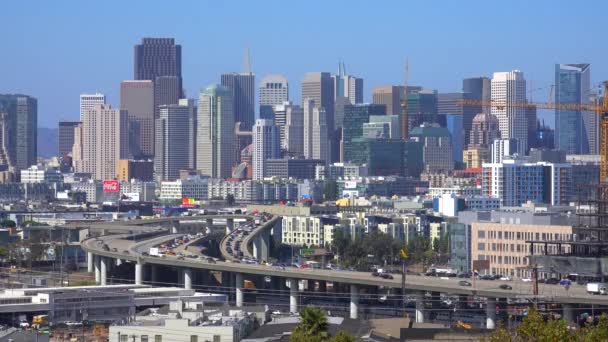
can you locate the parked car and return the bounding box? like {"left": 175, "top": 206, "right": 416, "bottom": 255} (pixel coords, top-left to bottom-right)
{"left": 459, "top": 280, "right": 472, "bottom": 287}
{"left": 499, "top": 284, "right": 513, "bottom": 290}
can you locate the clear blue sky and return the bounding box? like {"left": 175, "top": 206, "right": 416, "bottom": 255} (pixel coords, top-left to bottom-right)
{"left": 1, "top": 0, "right": 606, "bottom": 128}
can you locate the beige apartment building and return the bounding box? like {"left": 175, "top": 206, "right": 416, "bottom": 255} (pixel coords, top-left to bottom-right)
{"left": 471, "top": 221, "right": 572, "bottom": 278}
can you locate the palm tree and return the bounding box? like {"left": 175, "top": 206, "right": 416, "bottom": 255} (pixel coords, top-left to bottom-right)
{"left": 297, "top": 306, "right": 329, "bottom": 337}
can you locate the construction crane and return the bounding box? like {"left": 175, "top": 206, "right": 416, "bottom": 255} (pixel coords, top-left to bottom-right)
{"left": 400, "top": 59, "right": 409, "bottom": 139}
{"left": 459, "top": 81, "right": 608, "bottom": 179}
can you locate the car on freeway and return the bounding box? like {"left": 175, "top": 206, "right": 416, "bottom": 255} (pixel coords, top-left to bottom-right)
{"left": 499, "top": 276, "right": 512, "bottom": 281}
{"left": 459, "top": 280, "right": 472, "bottom": 286}
{"left": 499, "top": 284, "right": 513, "bottom": 290}
{"left": 545, "top": 278, "right": 560, "bottom": 285}
{"left": 371, "top": 271, "right": 379, "bottom": 277}
{"left": 521, "top": 278, "right": 532, "bottom": 282}
{"left": 480, "top": 275, "right": 494, "bottom": 280}
{"left": 380, "top": 273, "right": 394, "bottom": 280}
{"left": 65, "top": 321, "right": 83, "bottom": 327}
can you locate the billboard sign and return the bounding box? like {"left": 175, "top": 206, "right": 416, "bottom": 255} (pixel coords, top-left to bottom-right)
{"left": 103, "top": 180, "right": 120, "bottom": 193}
{"left": 182, "top": 198, "right": 196, "bottom": 207}
{"left": 121, "top": 192, "right": 140, "bottom": 202}
{"left": 344, "top": 181, "right": 357, "bottom": 189}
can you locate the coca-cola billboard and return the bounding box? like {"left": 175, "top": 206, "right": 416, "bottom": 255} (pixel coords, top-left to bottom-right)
{"left": 103, "top": 180, "right": 120, "bottom": 193}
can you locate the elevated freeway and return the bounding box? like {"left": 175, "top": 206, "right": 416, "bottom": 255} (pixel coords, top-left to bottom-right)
{"left": 81, "top": 215, "right": 608, "bottom": 327}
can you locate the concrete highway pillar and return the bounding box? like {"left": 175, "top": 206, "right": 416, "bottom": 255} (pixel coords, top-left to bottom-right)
{"left": 563, "top": 304, "right": 574, "bottom": 324}
{"left": 350, "top": 285, "right": 359, "bottom": 319}
{"left": 150, "top": 265, "right": 158, "bottom": 285}
{"left": 235, "top": 273, "right": 244, "bottom": 307}
{"left": 135, "top": 262, "right": 143, "bottom": 285}
{"left": 289, "top": 278, "right": 298, "bottom": 314}
{"left": 206, "top": 218, "right": 213, "bottom": 228}
{"left": 94, "top": 256, "right": 101, "bottom": 283}
{"left": 100, "top": 257, "right": 108, "bottom": 286}
{"left": 227, "top": 218, "right": 234, "bottom": 234}
{"left": 307, "top": 280, "right": 315, "bottom": 291}
{"left": 486, "top": 298, "right": 496, "bottom": 330}
{"left": 414, "top": 291, "right": 425, "bottom": 323}
{"left": 87, "top": 252, "right": 93, "bottom": 272}
{"left": 116, "top": 258, "right": 122, "bottom": 266}
{"left": 319, "top": 281, "right": 327, "bottom": 292}
{"left": 183, "top": 268, "right": 193, "bottom": 290}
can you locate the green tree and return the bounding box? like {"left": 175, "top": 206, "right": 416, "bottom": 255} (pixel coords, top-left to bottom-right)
{"left": 0, "top": 245, "right": 8, "bottom": 258}
{"left": 0, "top": 219, "right": 16, "bottom": 228}
{"left": 324, "top": 180, "right": 337, "bottom": 201}
{"left": 289, "top": 307, "right": 355, "bottom": 342}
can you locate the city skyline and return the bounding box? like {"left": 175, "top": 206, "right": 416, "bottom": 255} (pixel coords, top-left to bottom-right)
{"left": 1, "top": 1, "right": 606, "bottom": 128}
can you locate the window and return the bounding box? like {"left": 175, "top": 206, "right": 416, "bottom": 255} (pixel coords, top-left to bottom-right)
{"left": 191, "top": 336, "right": 198, "bottom": 342}
{"left": 478, "top": 230, "right": 485, "bottom": 239}
{"left": 120, "top": 335, "right": 128, "bottom": 342}
{"left": 478, "top": 243, "right": 485, "bottom": 251}
{"left": 213, "top": 336, "right": 221, "bottom": 342}
{"left": 155, "top": 335, "right": 163, "bottom": 342}
{"left": 141, "top": 337, "right": 149, "bottom": 342}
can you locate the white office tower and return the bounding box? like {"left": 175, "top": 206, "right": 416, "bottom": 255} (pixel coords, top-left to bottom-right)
{"left": 77, "top": 104, "right": 129, "bottom": 180}
{"left": 491, "top": 138, "right": 519, "bottom": 163}
{"left": 155, "top": 104, "right": 191, "bottom": 181}
{"left": 79, "top": 93, "right": 106, "bottom": 121}
{"left": 259, "top": 74, "right": 289, "bottom": 107}
{"left": 491, "top": 70, "right": 527, "bottom": 154}
{"left": 196, "top": 85, "right": 235, "bottom": 179}
{"left": 252, "top": 119, "right": 280, "bottom": 180}
{"left": 303, "top": 98, "right": 328, "bottom": 163}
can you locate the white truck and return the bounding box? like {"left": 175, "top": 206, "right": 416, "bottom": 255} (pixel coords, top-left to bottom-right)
{"left": 149, "top": 247, "right": 160, "bottom": 256}
{"left": 587, "top": 282, "right": 607, "bottom": 295}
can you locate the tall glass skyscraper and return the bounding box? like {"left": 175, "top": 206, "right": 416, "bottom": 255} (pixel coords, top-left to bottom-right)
{"left": 554, "top": 63, "right": 591, "bottom": 154}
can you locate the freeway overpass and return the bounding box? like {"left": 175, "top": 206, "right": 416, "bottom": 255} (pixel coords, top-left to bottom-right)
{"left": 81, "top": 215, "right": 608, "bottom": 328}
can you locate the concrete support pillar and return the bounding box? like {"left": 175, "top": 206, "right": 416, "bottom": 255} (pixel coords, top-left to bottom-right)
{"left": 563, "top": 304, "right": 574, "bottom": 324}
{"left": 319, "top": 281, "right": 327, "bottom": 292}
{"left": 183, "top": 268, "right": 193, "bottom": 290}
{"left": 87, "top": 252, "right": 93, "bottom": 273}
{"left": 116, "top": 258, "right": 122, "bottom": 266}
{"left": 486, "top": 298, "right": 496, "bottom": 330}
{"left": 150, "top": 265, "right": 158, "bottom": 285}
{"left": 94, "top": 256, "right": 100, "bottom": 283}
{"left": 135, "top": 263, "right": 143, "bottom": 285}
{"left": 350, "top": 285, "right": 359, "bottom": 319}
{"left": 100, "top": 257, "right": 108, "bottom": 286}
{"left": 289, "top": 278, "right": 298, "bottom": 314}
{"left": 227, "top": 218, "right": 234, "bottom": 234}
{"left": 307, "top": 280, "right": 315, "bottom": 291}
{"left": 236, "top": 273, "right": 244, "bottom": 307}
{"left": 206, "top": 218, "right": 213, "bottom": 228}
{"left": 414, "top": 291, "right": 425, "bottom": 323}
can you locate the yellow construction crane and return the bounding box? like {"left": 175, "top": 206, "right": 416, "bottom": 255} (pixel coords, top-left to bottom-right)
{"left": 459, "top": 81, "right": 608, "bottom": 180}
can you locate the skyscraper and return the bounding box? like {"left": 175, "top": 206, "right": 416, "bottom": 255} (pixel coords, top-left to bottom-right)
{"left": 154, "top": 76, "right": 181, "bottom": 118}
{"left": 0, "top": 95, "right": 37, "bottom": 171}
{"left": 554, "top": 63, "right": 591, "bottom": 154}
{"left": 79, "top": 93, "right": 105, "bottom": 121}
{"left": 134, "top": 38, "right": 182, "bottom": 87}
{"left": 463, "top": 77, "right": 491, "bottom": 114}
{"left": 406, "top": 89, "right": 438, "bottom": 133}
{"left": 252, "top": 119, "right": 280, "bottom": 180}
{"left": 469, "top": 113, "right": 500, "bottom": 148}
{"left": 283, "top": 103, "right": 304, "bottom": 157}
{"left": 120, "top": 80, "right": 154, "bottom": 158}
{"left": 373, "top": 86, "right": 402, "bottom": 116}
{"left": 491, "top": 70, "right": 527, "bottom": 154}
{"left": 134, "top": 38, "right": 183, "bottom": 119}
{"left": 155, "top": 104, "right": 191, "bottom": 181}
{"left": 303, "top": 99, "right": 328, "bottom": 163}
{"left": 302, "top": 72, "right": 335, "bottom": 160}
{"left": 76, "top": 104, "right": 129, "bottom": 180}
{"left": 221, "top": 72, "right": 255, "bottom": 131}
{"left": 332, "top": 62, "right": 363, "bottom": 104}
{"left": 179, "top": 98, "right": 198, "bottom": 170}
{"left": 58, "top": 121, "right": 80, "bottom": 157}
{"left": 342, "top": 104, "right": 386, "bottom": 162}
{"left": 260, "top": 75, "right": 289, "bottom": 106}
{"left": 197, "top": 85, "right": 235, "bottom": 178}
{"left": 437, "top": 92, "right": 479, "bottom": 145}
{"left": 446, "top": 114, "right": 463, "bottom": 163}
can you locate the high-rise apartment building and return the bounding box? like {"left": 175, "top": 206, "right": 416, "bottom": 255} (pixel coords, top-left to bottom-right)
{"left": 58, "top": 121, "right": 79, "bottom": 157}
{"left": 491, "top": 70, "right": 527, "bottom": 154}
{"left": 252, "top": 119, "right": 280, "bottom": 180}
{"left": 0, "top": 95, "right": 38, "bottom": 171}
{"left": 301, "top": 72, "right": 335, "bottom": 150}
{"left": 76, "top": 104, "right": 129, "bottom": 180}
{"left": 221, "top": 72, "right": 255, "bottom": 131}
{"left": 342, "top": 104, "right": 386, "bottom": 162}
{"left": 303, "top": 99, "right": 328, "bottom": 163}
{"left": 332, "top": 62, "right": 363, "bottom": 104}
{"left": 120, "top": 80, "right": 154, "bottom": 158}
{"left": 155, "top": 104, "right": 191, "bottom": 181}
{"left": 554, "top": 63, "right": 592, "bottom": 154}
{"left": 491, "top": 138, "right": 519, "bottom": 163}
{"left": 79, "top": 93, "right": 105, "bottom": 121}
{"left": 197, "top": 85, "right": 235, "bottom": 178}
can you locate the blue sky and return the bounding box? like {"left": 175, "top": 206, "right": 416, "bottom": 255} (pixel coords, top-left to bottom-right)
{"left": 1, "top": 0, "right": 606, "bottom": 127}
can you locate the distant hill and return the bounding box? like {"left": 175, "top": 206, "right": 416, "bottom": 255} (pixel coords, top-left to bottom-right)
{"left": 38, "top": 127, "right": 58, "bottom": 158}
